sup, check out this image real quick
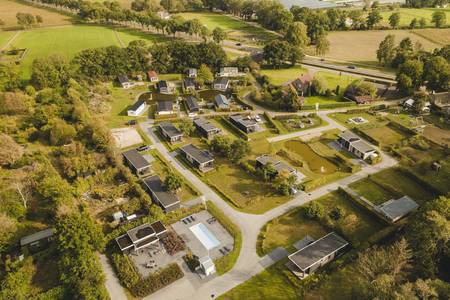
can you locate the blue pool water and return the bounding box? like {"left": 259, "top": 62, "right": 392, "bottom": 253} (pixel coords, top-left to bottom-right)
{"left": 190, "top": 223, "right": 220, "bottom": 250}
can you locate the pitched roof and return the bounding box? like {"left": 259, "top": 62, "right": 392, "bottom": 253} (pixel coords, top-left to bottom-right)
{"left": 143, "top": 175, "right": 180, "bottom": 208}
{"left": 185, "top": 95, "right": 199, "bottom": 111}
{"left": 214, "top": 77, "right": 230, "bottom": 85}
{"left": 123, "top": 149, "right": 151, "bottom": 170}
{"left": 215, "top": 94, "right": 230, "bottom": 107}
{"left": 147, "top": 70, "right": 158, "bottom": 78}
{"left": 180, "top": 144, "right": 214, "bottom": 164}
{"left": 184, "top": 77, "right": 196, "bottom": 88}
{"left": 159, "top": 80, "right": 168, "bottom": 88}
{"left": 159, "top": 122, "right": 182, "bottom": 138}
{"left": 376, "top": 196, "right": 419, "bottom": 222}
{"left": 129, "top": 98, "right": 146, "bottom": 112}
{"left": 288, "top": 232, "right": 348, "bottom": 271}
{"left": 118, "top": 75, "right": 130, "bottom": 84}
{"left": 157, "top": 100, "right": 173, "bottom": 112}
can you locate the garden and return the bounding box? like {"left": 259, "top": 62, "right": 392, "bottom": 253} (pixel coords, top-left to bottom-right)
{"left": 258, "top": 189, "right": 387, "bottom": 256}
{"left": 272, "top": 113, "right": 325, "bottom": 134}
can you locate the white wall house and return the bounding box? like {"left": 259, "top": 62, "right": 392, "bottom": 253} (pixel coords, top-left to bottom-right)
{"left": 127, "top": 99, "right": 147, "bottom": 116}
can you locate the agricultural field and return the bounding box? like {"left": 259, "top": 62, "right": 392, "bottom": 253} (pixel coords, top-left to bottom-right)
{"left": 259, "top": 190, "right": 386, "bottom": 255}
{"left": 0, "top": 0, "right": 73, "bottom": 28}
{"left": 176, "top": 12, "right": 276, "bottom": 44}
{"left": 7, "top": 25, "right": 167, "bottom": 77}
{"left": 410, "top": 28, "right": 450, "bottom": 46}
{"left": 325, "top": 29, "right": 441, "bottom": 65}
{"left": 379, "top": 8, "right": 450, "bottom": 28}
{"left": 260, "top": 65, "right": 308, "bottom": 85}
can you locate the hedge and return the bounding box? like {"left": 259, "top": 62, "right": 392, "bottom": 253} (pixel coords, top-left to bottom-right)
{"left": 301, "top": 101, "right": 356, "bottom": 111}
{"left": 131, "top": 263, "right": 184, "bottom": 297}
{"left": 387, "top": 121, "right": 416, "bottom": 137}
{"left": 206, "top": 201, "right": 242, "bottom": 275}
{"left": 263, "top": 111, "right": 282, "bottom": 134}
{"left": 110, "top": 253, "right": 140, "bottom": 290}
{"left": 31, "top": 286, "right": 65, "bottom": 300}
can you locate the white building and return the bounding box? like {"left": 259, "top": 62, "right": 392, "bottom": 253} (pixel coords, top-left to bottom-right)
{"left": 127, "top": 98, "right": 147, "bottom": 116}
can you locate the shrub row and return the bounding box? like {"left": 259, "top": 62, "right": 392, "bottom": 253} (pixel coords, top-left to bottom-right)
{"left": 397, "top": 167, "right": 442, "bottom": 196}
{"left": 110, "top": 253, "right": 141, "bottom": 290}
{"left": 263, "top": 111, "right": 281, "bottom": 134}
{"left": 387, "top": 121, "right": 416, "bottom": 137}
{"left": 31, "top": 286, "right": 65, "bottom": 300}
{"left": 206, "top": 201, "right": 242, "bottom": 275}
{"left": 131, "top": 263, "right": 184, "bottom": 297}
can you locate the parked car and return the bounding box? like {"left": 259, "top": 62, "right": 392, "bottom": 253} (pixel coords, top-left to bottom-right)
{"left": 136, "top": 145, "right": 151, "bottom": 152}
{"left": 255, "top": 115, "right": 262, "bottom": 122}
{"left": 126, "top": 119, "right": 137, "bottom": 125}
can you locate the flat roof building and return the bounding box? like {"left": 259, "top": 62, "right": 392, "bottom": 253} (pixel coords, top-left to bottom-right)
{"left": 115, "top": 221, "right": 167, "bottom": 252}
{"left": 156, "top": 100, "right": 175, "bottom": 116}
{"left": 123, "top": 149, "right": 151, "bottom": 176}
{"left": 143, "top": 175, "right": 181, "bottom": 212}
{"left": 180, "top": 144, "right": 214, "bottom": 172}
{"left": 337, "top": 131, "right": 377, "bottom": 160}
{"left": 375, "top": 195, "right": 419, "bottom": 223}
{"left": 288, "top": 232, "right": 348, "bottom": 278}
{"left": 194, "top": 118, "right": 221, "bottom": 139}
{"left": 230, "top": 114, "right": 258, "bottom": 133}
{"left": 158, "top": 122, "right": 183, "bottom": 143}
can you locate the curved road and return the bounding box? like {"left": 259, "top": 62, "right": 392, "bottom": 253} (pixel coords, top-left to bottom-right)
{"left": 134, "top": 111, "right": 397, "bottom": 300}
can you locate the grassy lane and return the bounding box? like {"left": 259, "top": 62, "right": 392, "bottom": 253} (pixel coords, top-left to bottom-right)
{"left": 0, "top": 30, "right": 16, "bottom": 49}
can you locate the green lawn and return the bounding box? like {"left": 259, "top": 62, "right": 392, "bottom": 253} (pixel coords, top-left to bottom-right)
{"left": 314, "top": 71, "right": 356, "bottom": 94}
{"left": 362, "top": 125, "right": 409, "bottom": 145}
{"left": 176, "top": 12, "right": 275, "bottom": 43}
{"left": 0, "top": 30, "right": 15, "bottom": 48}
{"left": 259, "top": 190, "right": 386, "bottom": 255}
{"left": 379, "top": 8, "right": 450, "bottom": 28}
{"left": 8, "top": 25, "right": 167, "bottom": 78}
{"left": 329, "top": 111, "right": 385, "bottom": 128}
{"left": 218, "top": 259, "right": 301, "bottom": 300}
{"left": 114, "top": 27, "right": 172, "bottom": 46}
{"left": 260, "top": 66, "right": 308, "bottom": 85}
{"left": 349, "top": 177, "right": 396, "bottom": 205}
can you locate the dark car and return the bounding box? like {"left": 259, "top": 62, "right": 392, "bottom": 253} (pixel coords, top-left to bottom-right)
{"left": 136, "top": 145, "right": 151, "bottom": 152}
{"left": 236, "top": 43, "right": 242, "bottom": 46}
{"left": 126, "top": 120, "right": 137, "bottom": 125}
{"left": 347, "top": 65, "right": 357, "bottom": 69}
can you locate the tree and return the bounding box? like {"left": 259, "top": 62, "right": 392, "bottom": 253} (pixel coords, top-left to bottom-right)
{"left": 164, "top": 172, "right": 182, "bottom": 192}
{"left": 260, "top": 162, "right": 278, "bottom": 182}
{"left": 197, "top": 64, "right": 214, "bottom": 86}
{"left": 412, "top": 90, "right": 429, "bottom": 114}
{"left": 431, "top": 11, "right": 446, "bottom": 28}
{"left": 423, "top": 56, "right": 449, "bottom": 91}
{"left": 263, "top": 40, "right": 303, "bottom": 68}
{"left": 377, "top": 34, "right": 396, "bottom": 66}
{"left": 0, "top": 257, "right": 33, "bottom": 299}
{"left": 16, "top": 12, "right": 35, "bottom": 28}
{"left": 396, "top": 59, "right": 424, "bottom": 94}
{"left": 35, "top": 15, "right": 43, "bottom": 24}
{"left": 48, "top": 119, "right": 77, "bottom": 146}
{"left": 389, "top": 12, "right": 400, "bottom": 29}
{"left": 0, "top": 213, "right": 17, "bottom": 252}
{"left": 311, "top": 75, "right": 328, "bottom": 95}
{"left": 212, "top": 27, "right": 227, "bottom": 44}
{"left": 228, "top": 139, "right": 250, "bottom": 163}
{"left": 302, "top": 201, "right": 324, "bottom": 220}
{"left": 0, "top": 133, "right": 24, "bottom": 166}
{"left": 315, "top": 34, "right": 330, "bottom": 57}
{"left": 0, "top": 92, "right": 30, "bottom": 115}
{"left": 285, "top": 21, "right": 310, "bottom": 48}
{"left": 419, "top": 17, "right": 427, "bottom": 28}
{"left": 210, "top": 135, "right": 231, "bottom": 157}
{"left": 409, "top": 17, "right": 418, "bottom": 29}
{"left": 367, "top": 9, "right": 382, "bottom": 29}
{"left": 178, "top": 119, "right": 195, "bottom": 136}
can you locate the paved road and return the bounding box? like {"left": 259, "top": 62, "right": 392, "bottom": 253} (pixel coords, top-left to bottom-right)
{"left": 136, "top": 115, "right": 397, "bottom": 300}
{"left": 99, "top": 254, "right": 128, "bottom": 300}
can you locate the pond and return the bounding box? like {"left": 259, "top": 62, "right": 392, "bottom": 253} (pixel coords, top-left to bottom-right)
{"left": 284, "top": 140, "right": 337, "bottom": 174}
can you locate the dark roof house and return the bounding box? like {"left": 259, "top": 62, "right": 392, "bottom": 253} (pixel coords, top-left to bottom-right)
{"left": 185, "top": 95, "right": 200, "bottom": 112}
{"left": 183, "top": 78, "right": 197, "bottom": 91}
{"left": 214, "top": 94, "right": 230, "bottom": 110}
{"left": 156, "top": 100, "right": 175, "bottom": 115}
{"left": 230, "top": 114, "right": 258, "bottom": 133}
{"left": 180, "top": 144, "right": 214, "bottom": 172}
{"left": 337, "top": 131, "right": 377, "bottom": 160}
{"left": 158, "top": 122, "right": 183, "bottom": 143}
{"left": 194, "top": 118, "right": 221, "bottom": 139}
{"left": 213, "top": 77, "right": 230, "bottom": 91}
{"left": 288, "top": 232, "right": 348, "bottom": 276}
{"left": 375, "top": 196, "right": 419, "bottom": 223}
{"left": 143, "top": 175, "right": 181, "bottom": 212}
{"left": 290, "top": 73, "right": 312, "bottom": 95}
{"left": 123, "top": 149, "right": 151, "bottom": 176}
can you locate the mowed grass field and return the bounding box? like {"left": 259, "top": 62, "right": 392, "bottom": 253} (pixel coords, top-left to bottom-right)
{"left": 8, "top": 25, "right": 165, "bottom": 77}
{"left": 325, "top": 29, "right": 441, "bottom": 65}
{"left": 260, "top": 65, "right": 308, "bottom": 85}
{"left": 0, "top": 30, "right": 15, "bottom": 48}
{"left": 176, "top": 12, "right": 276, "bottom": 43}
{"left": 0, "top": 0, "right": 73, "bottom": 28}
{"left": 379, "top": 8, "right": 450, "bottom": 28}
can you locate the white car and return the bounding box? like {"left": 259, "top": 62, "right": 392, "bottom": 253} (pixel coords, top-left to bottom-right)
{"left": 255, "top": 115, "right": 262, "bottom": 122}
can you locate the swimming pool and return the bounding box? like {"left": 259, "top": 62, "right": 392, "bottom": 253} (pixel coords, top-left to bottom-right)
{"left": 190, "top": 223, "right": 220, "bottom": 250}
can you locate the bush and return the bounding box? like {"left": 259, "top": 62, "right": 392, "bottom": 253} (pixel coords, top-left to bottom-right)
{"left": 131, "top": 263, "right": 184, "bottom": 297}
{"left": 329, "top": 206, "right": 344, "bottom": 220}
{"left": 301, "top": 201, "right": 324, "bottom": 220}
{"left": 110, "top": 253, "right": 140, "bottom": 290}
{"left": 160, "top": 231, "right": 186, "bottom": 255}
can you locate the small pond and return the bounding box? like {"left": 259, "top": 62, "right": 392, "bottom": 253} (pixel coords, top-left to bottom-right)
{"left": 284, "top": 140, "right": 337, "bottom": 174}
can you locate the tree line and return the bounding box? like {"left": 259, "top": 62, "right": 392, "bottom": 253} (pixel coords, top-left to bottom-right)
{"left": 377, "top": 36, "right": 449, "bottom": 94}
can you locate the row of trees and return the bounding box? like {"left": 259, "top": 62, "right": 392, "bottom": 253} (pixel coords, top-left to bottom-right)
{"left": 16, "top": 12, "right": 43, "bottom": 28}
